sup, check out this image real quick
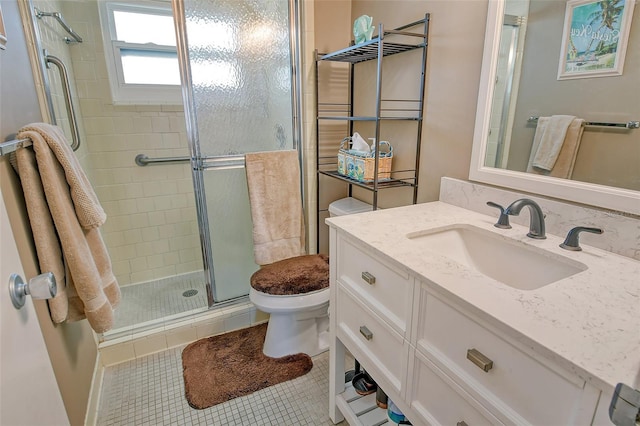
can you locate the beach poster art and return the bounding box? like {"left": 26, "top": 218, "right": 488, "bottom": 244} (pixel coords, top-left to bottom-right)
{"left": 558, "top": 0, "right": 635, "bottom": 79}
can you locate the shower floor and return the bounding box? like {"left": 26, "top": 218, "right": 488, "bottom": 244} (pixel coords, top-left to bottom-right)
{"left": 111, "top": 272, "right": 209, "bottom": 332}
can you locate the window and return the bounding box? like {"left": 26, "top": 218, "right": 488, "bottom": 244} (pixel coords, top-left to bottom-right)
{"left": 99, "top": 1, "right": 182, "bottom": 104}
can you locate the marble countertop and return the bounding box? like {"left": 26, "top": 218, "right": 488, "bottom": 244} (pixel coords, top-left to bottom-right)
{"left": 326, "top": 201, "right": 640, "bottom": 394}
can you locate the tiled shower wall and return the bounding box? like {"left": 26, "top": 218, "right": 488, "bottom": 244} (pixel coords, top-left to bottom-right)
{"left": 29, "top": 0, "right": 92, "bottom": 173}
{"left": 33, "top": 0, "right": 202, "bottom": 286}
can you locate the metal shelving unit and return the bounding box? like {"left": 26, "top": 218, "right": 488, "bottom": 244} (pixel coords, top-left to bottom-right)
{"left": 315, "top": 14, "right": 430, "bottom": 251}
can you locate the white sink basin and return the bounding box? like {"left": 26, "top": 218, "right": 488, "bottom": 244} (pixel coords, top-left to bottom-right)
{"left": 406, "top": 224, "right": 587, "bottom": 290}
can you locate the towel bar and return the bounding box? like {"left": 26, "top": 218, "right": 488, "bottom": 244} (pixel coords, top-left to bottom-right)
{"left": 34, "top": 7, "right": 83, "bottom": 44}
{"left": 0, "top": 138, "right": 32, "bottom": 156}
{"left": 527, "top": 116, "right": 639, "bottom": 130}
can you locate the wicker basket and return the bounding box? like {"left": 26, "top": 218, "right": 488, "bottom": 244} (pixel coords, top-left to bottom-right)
{"left": 337, "top": 138, "right": 393, "bottom": 182}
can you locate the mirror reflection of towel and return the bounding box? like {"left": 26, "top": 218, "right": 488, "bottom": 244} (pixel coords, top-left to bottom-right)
{"left": 527, "top": 116, "right": 584, "bottom": 179}
{"left": 531, "top": 115, "right": 575, "bottom": 170}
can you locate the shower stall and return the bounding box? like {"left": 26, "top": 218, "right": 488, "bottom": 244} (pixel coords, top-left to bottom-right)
{"left": 19, "top": 0, "right": 302, "bottom": 338}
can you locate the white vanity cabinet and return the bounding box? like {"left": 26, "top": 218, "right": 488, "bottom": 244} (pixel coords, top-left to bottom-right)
{"left": 328, "top": 228, "right": 605, "bottom": 426}
{"left": 408, "top": 287, "right": 600, "bottom": 425}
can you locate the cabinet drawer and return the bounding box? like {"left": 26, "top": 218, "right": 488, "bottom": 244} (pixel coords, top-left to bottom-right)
{"left": 337, "top": 236, "right": 412, "bottom": 335}
{"left": 410, "top": 348, "right": 503, "bottom": 426}
{"left": 336, "top": 284, "right": 407, "bottom": 395}
{"left": 417, "top": 293, "right": 586, "bottom": 425}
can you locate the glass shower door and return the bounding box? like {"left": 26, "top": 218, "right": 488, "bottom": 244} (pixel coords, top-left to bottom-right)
{"left": 176, "top": 0, "right": 299, "bottom": 302}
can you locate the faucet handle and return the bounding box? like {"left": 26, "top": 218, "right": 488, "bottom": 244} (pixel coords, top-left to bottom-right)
{"left": 560, "top": 226, "right": 603, "bottom": 251}
{"left": 487, "top": 201, "right": 511, "bottom": 229}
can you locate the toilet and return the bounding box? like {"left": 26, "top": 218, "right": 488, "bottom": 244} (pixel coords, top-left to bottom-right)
{"left": 328, "top": 196, "right": 375, "bottom": 218}
{"left": 250, "top": 254, "right": 330, "bottom": 358}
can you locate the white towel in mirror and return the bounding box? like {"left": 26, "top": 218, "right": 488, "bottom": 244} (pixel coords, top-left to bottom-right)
{"left": 531, "top": 115, "right": 576, "bottom": 171}
{"left": 527, "top": 116, "right": 584, "bottom": 179}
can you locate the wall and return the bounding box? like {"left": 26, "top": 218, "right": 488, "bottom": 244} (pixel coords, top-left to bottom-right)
{"left": 507, "top": 1, "right": 640, "bottom": 190}
{"left": 0, "top": 1, "right": 97, "bottom": 424}
{"left": 312, "top": 0, "right": 353, "bottom": 252}
{"left": 312, "top": 0, "right": 487, "bottom": 252}
{"left": 58, "top": 0, "right": 202, "bottom": 286}
{"left": 350, "top": 1, "right": 488, "bottom": 205}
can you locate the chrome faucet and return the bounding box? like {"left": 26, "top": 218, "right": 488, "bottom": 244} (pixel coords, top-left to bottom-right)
{"left": 504, "top": 199, "right": 546, "bottom": 239}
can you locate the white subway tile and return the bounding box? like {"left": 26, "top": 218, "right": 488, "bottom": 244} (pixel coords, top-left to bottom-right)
{"left": 129, "top": 270, "right": 156, "bottom": 284}
{"left": 162, "top": 252, "right": 181, "bottom": 265}
{"left": 147, "top": 211, "right": 166, "bottom": 226}
{"left": 224, "top": 313, "right": 251, "bottom": 332}
{"left": 108, "top": 244, "right": 137, "bottom": 262}
{"left": 151, "top": 117, "right": 171, "bottom": 133}
{"left": 141, "top": 227, "right": 160, "bottom": 242}
{"left": 133, "top": 334, "right": 168, "bottom": 358}
{"left": 116, "top": 199, "right": 138, "bottom": 215}
{"left": 100, "top": 342, "right": 135, "bottom": 366}
{"left": 165, "top": 327, "right": 197, "bottom": 349}
{"left": 123, "top": 229, "right": 143, "bottom": 245}
{"left": 146, "top": 254, "right": 165, "bottom": 269}
{"left": 152, "top": 240, "right": 170, "bottom": 254}
{"left": 195, "top": 318, "right": 225, "bottom": 339}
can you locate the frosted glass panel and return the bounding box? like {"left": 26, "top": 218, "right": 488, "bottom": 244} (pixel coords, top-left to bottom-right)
{"left": 203, "top": 169, "right": 258, "bottom": 301}
{"left": 185, "top": 0, "right": 294, "bottom": 156}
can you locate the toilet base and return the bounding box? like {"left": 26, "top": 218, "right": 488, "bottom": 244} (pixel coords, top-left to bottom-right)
{"left": 262, "top": 304, "right": 329, "bottom": 358}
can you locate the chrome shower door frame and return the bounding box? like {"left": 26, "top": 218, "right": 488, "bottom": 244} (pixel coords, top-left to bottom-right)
{"left": 172, "top": 0, "right": 305, "bottom": 305}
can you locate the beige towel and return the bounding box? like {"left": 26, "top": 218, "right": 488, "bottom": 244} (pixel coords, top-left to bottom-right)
{"left": 245, "top": 150, "right": 306, "bottom": 266}
{"left": 531, "top": 115, "right": 576, "bottom": 171}
{"left": 14, "top": 123, "right": 120, "bottom": 333}
{"left": 527, "top": 118, "right": 585, "bottom": 179}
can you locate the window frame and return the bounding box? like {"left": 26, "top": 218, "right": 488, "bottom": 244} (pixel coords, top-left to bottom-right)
{"left": 98, "top": 0, "right": 182, "bottom": 105}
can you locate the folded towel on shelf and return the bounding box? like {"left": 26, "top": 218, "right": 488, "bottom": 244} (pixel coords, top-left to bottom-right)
{"left": 527, "top": 117, "right": 585, "bottom": 179}
{"left": 245, "top": 150, "right": 306, "bottom": 266}
{"left": 14, "top": 123, "right": 120, "bottom": 333}
{"left": 531, "top": 115, "right": 576, "bottom": 171}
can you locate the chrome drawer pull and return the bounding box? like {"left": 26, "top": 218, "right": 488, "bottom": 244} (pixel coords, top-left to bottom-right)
{"left": 359, "top": 325, "right": 373, "bottom": 340}
{"left": 361, "top": 271, "right": 376, "bottom": 285}
{"left": 467, "top": 348, "right": 493, "bottom": 372}
{"left": 457, "top": 422, "right": 469, "bottom": 426}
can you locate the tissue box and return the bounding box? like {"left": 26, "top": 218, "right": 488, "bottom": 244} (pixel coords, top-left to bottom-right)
{"left": 337, "top": 139, "right": 392, "bottom": 182}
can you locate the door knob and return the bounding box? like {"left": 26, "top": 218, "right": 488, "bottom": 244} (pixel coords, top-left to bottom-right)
{"left": 8, "top": 272, "right": 57, "bottom": 309}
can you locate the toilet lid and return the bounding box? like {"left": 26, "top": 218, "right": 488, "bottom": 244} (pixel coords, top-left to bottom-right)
{"left": 250, "top": 254, "right": 329, "bottom": 295}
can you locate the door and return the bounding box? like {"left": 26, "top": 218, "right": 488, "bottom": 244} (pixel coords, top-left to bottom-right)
{"left": 175, "top": 0, "right": 301, "bottom": 302}
{"left": 0, "top": 183, "right": 68, "bottom": 425}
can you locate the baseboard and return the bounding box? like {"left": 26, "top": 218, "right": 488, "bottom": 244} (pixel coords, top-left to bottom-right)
{"left": 84, "top": 351, "right": 105, "bottom": 426}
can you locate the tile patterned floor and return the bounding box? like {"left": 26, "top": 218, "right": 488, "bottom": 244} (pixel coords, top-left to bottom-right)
{"left": 98, "top": 348, "right": 345, "bottom": 425}
{"left": 113, "top": 272, "right": 208, "bottom": 330}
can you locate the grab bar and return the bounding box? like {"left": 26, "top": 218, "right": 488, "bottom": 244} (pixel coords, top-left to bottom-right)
{"left": 135, "top": 154, "right": 190, "bottom": 166}
{"left": 45, "top": 53, "right": 80, "bottom": 151}
{"left": 135, "top": 154, "right": 246, "bottom": 169}
{"left": 34, "top": 8, "right": 83, "bottom": 44}
{"left": 528, "top": 116, "right": 639, "bottom": 130}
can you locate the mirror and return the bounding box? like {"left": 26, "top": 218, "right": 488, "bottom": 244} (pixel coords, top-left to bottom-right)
{"left": 470, "top": 0, "right": 640, "bottom": 215}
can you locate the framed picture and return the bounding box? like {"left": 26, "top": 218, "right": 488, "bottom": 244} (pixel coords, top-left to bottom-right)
{"left": 557, "top": 0, "right": 635, "bottom": 79}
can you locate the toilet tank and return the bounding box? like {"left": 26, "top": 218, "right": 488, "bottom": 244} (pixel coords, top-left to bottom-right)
{"left": 328, "top": 197, "right": 375, "bottom": 217}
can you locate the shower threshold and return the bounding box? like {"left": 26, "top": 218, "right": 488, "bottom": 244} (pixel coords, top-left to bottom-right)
{"left": 100, "top": 271, "right": 250, "bottom": 342}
